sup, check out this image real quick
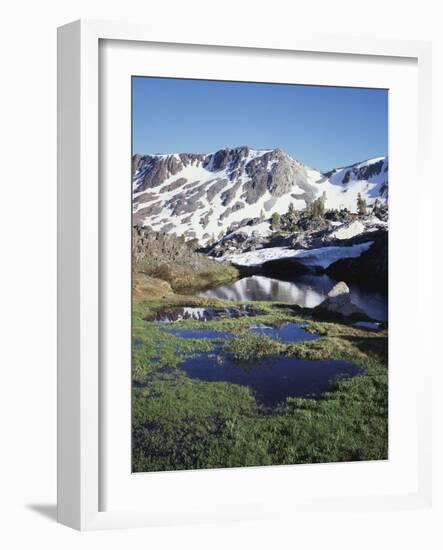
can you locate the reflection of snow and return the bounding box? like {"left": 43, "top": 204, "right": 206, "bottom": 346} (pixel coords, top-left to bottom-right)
{"left": 220, "top": 241, "right": 374, "bottom": 268}
{"left": 198, "top": 275, "right": 327, "bottom": 308}
{"left": 198, "top": 274, "right": 388, "bottom": 321}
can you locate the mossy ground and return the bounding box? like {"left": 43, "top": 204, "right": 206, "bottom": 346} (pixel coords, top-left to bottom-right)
{"left": 132, "top": 292, "right": 388, "bottom": 472}
{"left": 134, "top": 259, "right": 238, "bottom": 296}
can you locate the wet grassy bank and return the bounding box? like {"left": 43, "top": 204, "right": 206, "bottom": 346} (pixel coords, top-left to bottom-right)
{"left": 132, "top": 289, "right": 388, "bottom": 472}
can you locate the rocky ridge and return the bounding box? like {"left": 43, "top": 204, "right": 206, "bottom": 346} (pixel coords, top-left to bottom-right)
{"left": 133, "top": 146, "right": 388, "bottom": 245}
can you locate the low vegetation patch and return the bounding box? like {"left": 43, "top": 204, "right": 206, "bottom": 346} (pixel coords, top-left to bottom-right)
{"left": 132, "top": 227, "right": 239, "bottom": 300}
{"left": 132, "top": 292, "right": 388, "bottom": 471}
{"left": 223, "top": 333, "right": 284, "bottom": 361}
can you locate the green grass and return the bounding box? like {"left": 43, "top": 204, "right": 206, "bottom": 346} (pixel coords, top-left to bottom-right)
{"left": 132, "top": 328, "right": 214, "bottom": 383}
{"left": 172, "top": 265, "right": 239, "bottom": 292}
{"left": 223, "top": 332, "right": 285, "bottom": 361}
{"left": 131, "top": 294, "right": 388, "bottom": 472}
{"left": 133, "top": 374, "right": 258, "bottom": 472}
{"left": 135, "top": 261, "right": 238, "bottom": 296}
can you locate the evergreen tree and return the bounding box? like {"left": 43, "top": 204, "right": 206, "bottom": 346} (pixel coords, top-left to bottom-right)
{"left": 271, "top": 212, "right": 281, "bottom": 230}
{"left": 280, "top": 201, "right": 299, "bottom": 232}
{"left": 310, "top": 197, "right": 325, "bottom": 218}
{"left": 357, "top": 193, "right": 367, "bottom": 217}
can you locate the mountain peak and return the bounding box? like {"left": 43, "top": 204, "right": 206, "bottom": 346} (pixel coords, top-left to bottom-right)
{"left": 132, "top": 147, "right": 388, "bottom": 244}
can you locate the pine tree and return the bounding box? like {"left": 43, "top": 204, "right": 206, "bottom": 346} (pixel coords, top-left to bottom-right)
{"left": 271, "top": 212, "right": 281, "bottom": 230}
{"left": 357, "top": 193, "right": 367, "bottom": 217}
{"left": 310, "top": 197, "right": 325, "bottom": 218}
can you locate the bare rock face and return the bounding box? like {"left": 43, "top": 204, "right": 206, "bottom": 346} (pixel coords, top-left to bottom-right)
{"left": 135, "top": 153, "right": 206, "bottom": 191}
{"left": 132, "top": 147, "right": 388, "bottom": 246}
{"left": 316, "top": 282, "right": 365, "bottom": 317}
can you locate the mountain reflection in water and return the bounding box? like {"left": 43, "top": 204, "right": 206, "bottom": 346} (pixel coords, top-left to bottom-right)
{"left": 197, "top": 274, "right": 387, "bottom": 321}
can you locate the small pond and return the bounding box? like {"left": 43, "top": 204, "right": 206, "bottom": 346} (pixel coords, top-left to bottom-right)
{"left": 146, "top": 305, "right": 260, "bottom": 324}
{"left": 160, "top": 321, "right": 318, "bottom": 344}
{"left": 160, "top": 328, "right": 233, "bottom": 340}
{"left": 197, "top": 273, "right": 388, "bottom": 321}
{"left": 248, "top": 322, "right": 319, "bottom": 343}
{"left": 156, "top": 323, "right": 360, "bottom": 406}
{"left": 353, "top": 321, "right": 381, "bottom": 331}
{"left": 179, "top": 353, "right": 361, "bottom": 406}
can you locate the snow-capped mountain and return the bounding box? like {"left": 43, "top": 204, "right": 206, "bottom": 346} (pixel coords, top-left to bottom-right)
{"left": 132, "top": 146, "right": 388, "bottom": 244}
{"left": 323, "top": 157, "right": 388, "bottom": 203}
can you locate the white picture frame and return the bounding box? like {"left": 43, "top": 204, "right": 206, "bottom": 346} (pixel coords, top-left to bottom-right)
{"left": 57, "top": 19, "right": 434, "bottom": 531}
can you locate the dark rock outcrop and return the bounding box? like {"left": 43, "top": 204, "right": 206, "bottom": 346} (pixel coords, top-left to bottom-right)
{"left": 327, "top": 232, "right": 388, "bottom": 291}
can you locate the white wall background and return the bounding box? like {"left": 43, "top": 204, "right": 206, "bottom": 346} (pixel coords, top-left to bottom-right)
{"left": 0, "top": 1, "right": 441, "bottom": 548}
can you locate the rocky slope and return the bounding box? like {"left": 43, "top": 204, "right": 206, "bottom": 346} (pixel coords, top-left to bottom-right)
{"left": 132, "top": 227, "right": 238, "bottom": 292}
{"left": 133, "top": 146, "right": 388, "bottom": 245}
{"left": 208, "top": 212, "right": 387, "bottom": 259}
{"left": 207, "top": 213, "right": 388, "bottom": 291}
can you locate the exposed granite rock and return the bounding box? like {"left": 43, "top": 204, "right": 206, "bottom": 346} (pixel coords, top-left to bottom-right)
{"left": 357, "top": 159, "right": 384, "bottom": 180}
{"left": 161, "top": 177, "right": 187, "bottom": 193}
{"left": 132, "top": 148, "right": 388, "bottom": 246}
{"left": 132, "top": 227, "right": 238, "bottom": 291}
{"left": 315, "top": 282, "right": 365, "bottom": 317}
{"left": 183, "top": 180, "right": 201, "bottom": 190}
{"left": 342, "top": 170, "right": 352, "bottom": 184}
{"left": 133, "top": 201, "right": 163, "bottom": 225}
{"left": 327, "top": 158, "right": 386, "bottom": 185}
{"left": 296, "top": 217, "right": 330, "bottom": 232}
{"left": 204, "top": 148, "right": 229, "bottom": 171}
{"left": 199, "top": 208, "right": 214, "bottom": 229}
{"left": 220, "top": 201, "right": 245, "bottom": 220}
{"left": 134, "top": 154, "right": 206, "bottom": 191}
{"left": 206, "top": 178, "right": 228, "bottom": 202}
{"left": 142, "top": 157, "right": 177, "bottom": 189}
{"left": 134, "top": 191, "right": 158, "bottom": 204}
{"left": 220, "top": 179, "right": 242, "bottom": 207}
{"left": 167, "top": 188, "right": 205, "bottom": 216}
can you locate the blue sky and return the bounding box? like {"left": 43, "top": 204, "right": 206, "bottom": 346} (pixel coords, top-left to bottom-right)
{"left": 132, "top": 76, "right": 388, "bottom": 171}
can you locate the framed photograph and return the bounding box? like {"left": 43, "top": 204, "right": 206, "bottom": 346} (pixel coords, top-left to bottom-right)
{"left": 57, "top": 19, "right": 433, "bottom": 530}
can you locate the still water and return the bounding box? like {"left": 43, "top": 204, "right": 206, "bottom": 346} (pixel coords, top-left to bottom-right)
{"left": 159, "top": 323, "right": 360, "bottom": 406}
{"left": 179, "top": 353, "right": 361, "bottom": 406}
{"left": 198, "top": 274, "right": 387, "bottom": 321}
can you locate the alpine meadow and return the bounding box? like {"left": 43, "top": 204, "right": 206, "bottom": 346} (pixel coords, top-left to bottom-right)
{"left": 131, "top": 77, "right": 388, "bottom": 472}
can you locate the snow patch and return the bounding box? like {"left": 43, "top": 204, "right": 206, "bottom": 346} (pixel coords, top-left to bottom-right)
{"left": 133, "top": 148, "right": 388, "bottom": 245}
{"left": 330, "top": 220, "right": 366, "bottom": 240}
{"left": 224, "top": 221, "right": 272, "bottom": 240}
{"left": 221, "top": 241, "right": 374, "bottom": 268}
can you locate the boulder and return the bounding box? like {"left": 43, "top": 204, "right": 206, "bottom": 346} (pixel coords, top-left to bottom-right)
{"left": 315, "top": 281, "right": 365, "bottom": 317}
